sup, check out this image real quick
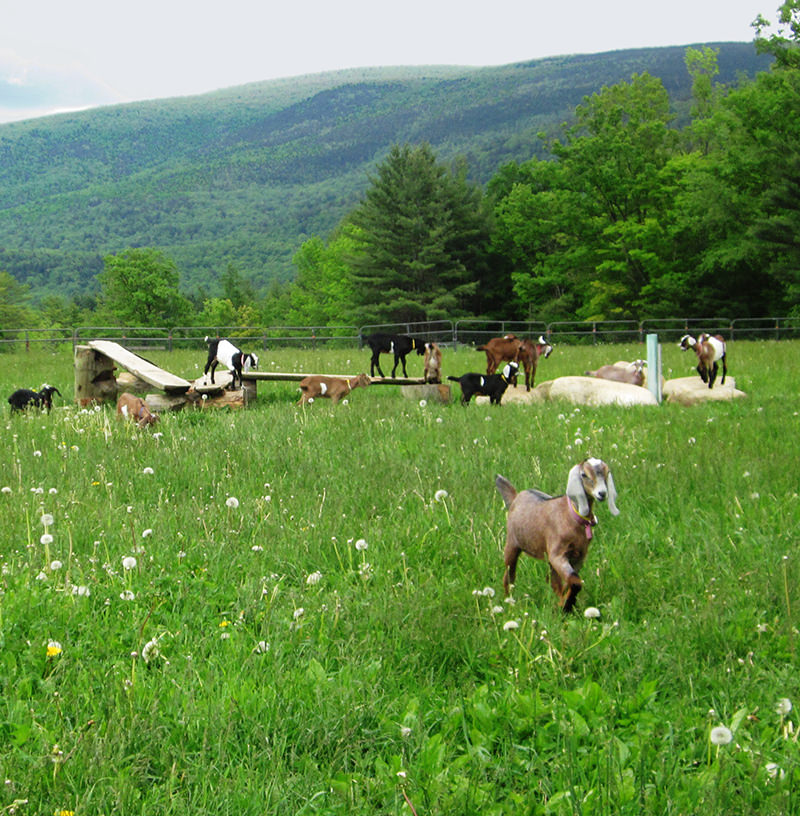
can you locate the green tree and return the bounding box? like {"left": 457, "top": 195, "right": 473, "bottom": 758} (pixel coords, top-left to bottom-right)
{"left": 0, "top": 271, "right": 35, "bottom": 329}
{"left": 346, "top": 143, "right": 488, "bottom": 324}
{"left": 98, "top": 248, "right": 192, "bottom": 326}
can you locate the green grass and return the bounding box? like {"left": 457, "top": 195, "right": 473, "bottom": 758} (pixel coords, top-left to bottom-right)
{"left": 1, "top": 341, "right": 798, "bottom": 814}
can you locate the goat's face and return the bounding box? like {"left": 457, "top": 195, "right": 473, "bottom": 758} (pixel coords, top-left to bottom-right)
{"left": 567, "top": 458, "right": 619, "bottom": 517}
{"left": 537, "top": 336, "right": 554, "bottom": 358}
{"left": 502, "top": 361, "right": 519, "bottom": 380}
{"left": 678, "top": 335, "right": 696, "bottom": 351}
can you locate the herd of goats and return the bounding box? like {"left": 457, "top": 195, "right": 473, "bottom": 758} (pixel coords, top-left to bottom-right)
{"left": 5, "top": 329, "right": 727, "bottom": 611}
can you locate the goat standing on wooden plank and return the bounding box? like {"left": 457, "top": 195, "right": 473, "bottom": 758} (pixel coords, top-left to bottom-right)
{"left": 496, "top": 458, "right": 619, "bottom": 612}
{"left": 679, "top": 334, "right": 727, "bottom": 389}
{"left": 364, "top": 333, "right": 426, "bottom": 378}
{"left": 297, "top": 373, "right": 371, "bottom": 405}
{"left": 204, "top": 337, "right": 259, "bottom": 389}
{"left": 422, "top": 342, "right": 443, "bottom": 384}
{"left": 448, "top": 361, "right": 519, "bottom": 405}
{"left": 477, "top": 334, "right": 553, "bottom": 391}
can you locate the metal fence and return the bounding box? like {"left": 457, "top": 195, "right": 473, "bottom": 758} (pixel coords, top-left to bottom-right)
{"left": 0, "top": 316, "right": 797, "bottom": 352}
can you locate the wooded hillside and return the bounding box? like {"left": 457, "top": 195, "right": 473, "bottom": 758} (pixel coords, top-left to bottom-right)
{"left": 0, "top": 43, "right": 770, "bottom": 301}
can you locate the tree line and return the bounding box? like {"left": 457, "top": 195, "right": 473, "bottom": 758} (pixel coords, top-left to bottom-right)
{"left": 2, "top": 6, "right": 799, "bottom": 332}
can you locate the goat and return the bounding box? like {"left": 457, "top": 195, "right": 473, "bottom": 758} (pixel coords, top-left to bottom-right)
{"left": 679, "top": 334, "right": 727, "bottom": 389}
{"left": 364, "top": 333, "right": 425, "bottom": 378}
{"left": 8, "top": 384, "right": 62, "bottom": 413}
{"left": 478, "top": 334, "right": 553, "bottom": 391}
{"left": 204, "top": 337, "right": 259, "bottom": 389}
{"left": 448, "top": 362, "right": 519, "bottom": 405}
{"left": 496, "top": 458, "right": 619, "bottom": 612}
{"left": 585, "top": 360, "right": 645, "bottom": 387}
{"left": 297, "top": 373, "right": 371, "bottom": 405}
{"left": 422, "top": 342, "right": 443, "bottom": 384}
{"left": 116, "top": 392, "right": 160, "bottom": 427}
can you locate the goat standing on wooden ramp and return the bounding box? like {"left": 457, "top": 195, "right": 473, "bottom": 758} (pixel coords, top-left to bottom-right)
{"left": 422, "top": 342, "right": 443, "bottom": 384}
{"left": 364, "top": 333, "right": 425, "bottom": 378}
{"left": 297, "top": 373, "right": 371, "bottom": 405}
{"left": 496, "top": 458, "right": 619, "bottom": 612}
{"left": 679, "top": 334, "right": 727, "bottom": 389}
{"left": 204, "top": 337, "right": 259, "bottom": 389}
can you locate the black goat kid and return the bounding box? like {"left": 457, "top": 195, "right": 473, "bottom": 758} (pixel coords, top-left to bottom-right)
{"left": 364, "top": 333, "right": 426, "bottom": 378}
{"left": 8, "top": 385, "right": 62, "bottom": 413}
{"left": 448, "top": 362, "right": 519, "bottom": 405}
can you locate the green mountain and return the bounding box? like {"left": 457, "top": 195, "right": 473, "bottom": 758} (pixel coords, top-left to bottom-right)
{"left": 0, "top": 43, "right": 771, "bottom": 302}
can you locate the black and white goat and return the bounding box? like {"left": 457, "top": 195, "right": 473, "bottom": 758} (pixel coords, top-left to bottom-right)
{"left": 496, "top": 458, "right": 619, "bottom": 612}
{"left": 448, "top": 362, "right": 519, "bottom": 405}
{"left": 679, "top": 333, "right": 727, "bottom": 389}
{"left": 8, "top": 384, "right": 62, "bottom": 413}
{"left": 203, "top": 337, "right": 259, "bottom": 389}
{"left": 364, "top": 333, "right": 426, "bottom": 379}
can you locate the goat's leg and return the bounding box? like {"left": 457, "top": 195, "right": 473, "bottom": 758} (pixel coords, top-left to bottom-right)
{"left": 697, "top": 364, "right": 708, "bottom": 384}
{"left": 561, "top": 575, "right": 583, "bottom": 613}
{"left": 210, "top": 361, "right": 219, "bottom": 384}
{"left": 720, "top": 356, "right": 727, "bottom": 385}
{"left": 371, "top": 353, "right": 385, "bottom": 378}
{"left": 708, "top": 361, "right": 718, "bottom": 389}
{"left": 503, "top": 544, "right": 521, "bottom": 595}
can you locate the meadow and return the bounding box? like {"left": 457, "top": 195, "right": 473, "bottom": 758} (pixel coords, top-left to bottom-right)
{"left": 0, "top": 339, "right": 797, "bottom": 815}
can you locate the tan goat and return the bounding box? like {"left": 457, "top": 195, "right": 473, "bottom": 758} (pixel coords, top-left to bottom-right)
{"left": 477, "top": 334, "right": 553, "bottom": 391}
{"left": 116, "top": 392, "right": 160, "bottom": 427}
{"left": 297, "top": 373, "right": 371, "bottom": 405}
{"left": 422, "top": 342, "right": 443, "bottom": 383}
{"left": 496, "top": 458, "right": 619, "bottom": 612}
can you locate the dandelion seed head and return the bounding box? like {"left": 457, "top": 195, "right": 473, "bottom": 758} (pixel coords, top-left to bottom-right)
{"left": 226, "top": 496, "right": 240, "bottom": 509}
{"left": 503, "top": 620, "right": 520, "bottom": 631}
{"left": 710, "top": 725, "right": 733, "bottom": 745}
{"left": 776, "top": 698, "right": 792, "bottom": 716}
{"left": 122, "top": 556, "right": 137, "bottom": 571}
{"left": 254, "top": 640, "right": 270, "bottom": 654}
{"left": 120, "top": 590, "right": 135, "bottom": 601}
{"left": 50, "top": 560, "right": 62, "bottom": 570}
{"left": 142, "top": 467, "right": 154, "bottom": 475}
{"left": 293, "top": 607, "right": 305, "bottom": 620}
{"left": 142, "top": 528, "right": 153, "bottom": 538}
{"left": 40, "top": 513, "right": 54, "bottom": 527}
{"left": 584, "top": 606, "right": 601, "bottom": 619}
{"left": 1, "top": 486, "right": 11, "bottom": 494}
{"left": 434, "top": 489, "right": 448, "bottom": 502}
{"left": 40, "top": 533, "right": 53, "bottom": 545}
{"left": 355, "top": 538, "right": 368, "bottom": 551}
{"left": 306, "top": 571, "right": 322, "bottom": 585}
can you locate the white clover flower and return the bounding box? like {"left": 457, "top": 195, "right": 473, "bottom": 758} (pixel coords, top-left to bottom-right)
{"left": 40, "top": 513, "right": 54, "bottom": 527}
{"left": 293, "top": 608, "right": 305, "bottom": 620}
{"left": 355, "top": 538, "right": 368, "bottom": 551}
{"left": 40, "top": 533, "right": 53, "bottom": 546}
{"left": 434, "top": 489, "right": 448, "bottom": 502}
{"left": 306, "top": 571, "right": 322, "bottom": 586}
{"left": 503, "top": 620, "right": 520, "bottom": 631}
{"left": 254, "top": 641, "right": 270, "bottom": 654}
{"left": 226, "top": 496, "right": 240, "bottom": 509}
{"left": 142, "top": 529, "right": 153, "bottom": 538}
{"left": 50, "top": 559, "right": 63, "bottom": 570}
{"left": 142, "top": 467, "right": 154, "bottom": 475}
{"left": 776, "top": 698, "right": 793, "bottom": 716}
{"left": 122, "top": 556, "right": 137, "bottom": 571}
{"left": 709, "top": 726, "right": 733, "bottom": 746}
{"left": 120, "top": 590, "right": 136, "bottom": 601}
{"left": 584, "top": 606, "right": 601, "bottom": 619}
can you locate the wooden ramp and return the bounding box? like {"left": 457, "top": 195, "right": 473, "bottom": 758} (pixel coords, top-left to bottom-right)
{"left": 88, "top": 341, "right": 191, "bottom": 394}
{"left": 243, "top": 371, "right": 426, "bottom": 385}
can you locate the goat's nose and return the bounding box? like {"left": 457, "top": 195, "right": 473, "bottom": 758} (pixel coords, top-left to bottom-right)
{"left": 595, "top": 489, "right": 607, "bottom": 501}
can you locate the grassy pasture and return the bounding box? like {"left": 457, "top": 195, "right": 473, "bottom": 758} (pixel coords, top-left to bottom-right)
{"left": 0, "top": 340, "right": 798, "bottom": 815}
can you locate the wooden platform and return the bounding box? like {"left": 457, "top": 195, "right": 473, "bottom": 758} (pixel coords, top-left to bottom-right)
{"left": 87, "top": 341, "right": 191, "bottom": 394}
{"left": 243, "top": 371, "right": 426, "bottom": 385}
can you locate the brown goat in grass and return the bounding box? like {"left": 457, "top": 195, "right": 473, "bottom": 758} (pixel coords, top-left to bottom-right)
{"left": 297, "top": 373, "right": 371, "bottom": 405}
{"left": 496, "top": 458, "right": 619, "bottom": 612}
{"left": 679, "top": 333, "right": 728, "bottom": 388}
{"left": 422, "top": 342, "right": 443, "bottom": 383}
{"left": 116, "top": 393, "right": 160, "bottom": 428}
{"left": 477, "top": 334, "right": 553, "bottom": 391}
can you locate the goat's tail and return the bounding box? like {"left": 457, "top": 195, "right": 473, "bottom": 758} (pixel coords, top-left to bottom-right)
{"left": 495, "top": 475, "right": 517, "bottom": 509}
{"left": 447, "top": 376, "right": 461, "bottom": 383}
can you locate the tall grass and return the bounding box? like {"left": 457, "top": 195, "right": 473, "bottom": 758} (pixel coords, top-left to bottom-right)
{"left": 1, "top": 340, "right": 797, "bottom": 814}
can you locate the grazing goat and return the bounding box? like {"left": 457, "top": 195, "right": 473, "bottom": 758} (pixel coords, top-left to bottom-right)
{"left": 679, "top": 334, "right": 727, "bottom": 389}
{"left": 496, "top": 459, "right": 619, "bottom": 612}
{"left": 116, "top": 393, "right": 160, "bottom": 427}
{"left": 364, "top": 333, "right": 425, "bottom": 378}
{"left": 8, "top": 384, "right": 62, "bottom": 413}
{"left": 297, "top": 373, "right": 371, "bottom": 405}
{"left": 422, "top": 342, "right": 443, "bottom": 384}
{"left": 448, "top": 362, "right": 519, "bottom": 405}
{"left": 478, "top": 334, "right": 553, "bottom": 391}
{"left": 204, "top": 337, "right": 259, "bottom": 389}
{"left": 585, "top": 360, "right": 645, "bottom": 387}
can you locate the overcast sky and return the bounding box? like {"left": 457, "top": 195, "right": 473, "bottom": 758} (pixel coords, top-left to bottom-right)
{"left": 1, "top": 0, "right": 771, "bottom": 123}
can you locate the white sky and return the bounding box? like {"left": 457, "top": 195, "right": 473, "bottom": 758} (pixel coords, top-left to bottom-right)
{"left": 1, "top": 0, "right": 771, "bottom": 122}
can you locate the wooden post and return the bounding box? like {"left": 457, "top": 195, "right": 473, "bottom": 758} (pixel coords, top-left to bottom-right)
{"left": 74, "top": 345, "right": 117, "bottom": 405}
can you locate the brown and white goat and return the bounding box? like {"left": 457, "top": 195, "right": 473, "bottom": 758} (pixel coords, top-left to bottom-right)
{"left": 297, "top": 373, "right": 371, "bottom": 405}
{"left": 477, "top": 334, "right": 553, "bottom": 391}
{"left": 679, "top": 334, "right": 727, "bottom": 389}
{"left": 585, "top": 360, "right": 645, "bottom": 387}
{"left": 422, "top": 342, "right": 443, "bottom": 384}
{"left": 116, "top": 392, "right": 160, "bottom": 427}
{"left": 496, "top": 458, "right": 619, "bottom": 612}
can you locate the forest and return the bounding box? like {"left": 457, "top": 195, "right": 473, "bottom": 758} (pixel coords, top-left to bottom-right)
{"left": 1, "top": 8, "right": 799, "bottom": 329}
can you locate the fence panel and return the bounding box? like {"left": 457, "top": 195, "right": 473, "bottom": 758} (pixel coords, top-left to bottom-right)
{"left": 729, "top": 316, "right": 800, "bottom": 340}
{"left": 453, "top": 319, "right": 548, "bottom": 347}
{"left": 358, "top": 321, "right": 454, "bottom": 347}
{"left": 546, "top": 320, "right": 641, "bottom": 345}
{"left": 0, "top": 328, "right": 74, "bottom": 352}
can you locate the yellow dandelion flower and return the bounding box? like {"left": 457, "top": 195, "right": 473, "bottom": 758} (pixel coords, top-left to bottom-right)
{"left": 47, "top": 641, "right": 63, "bottom": 657}
{"left": 219, "top": 620, "right": 229, "bottom": 628}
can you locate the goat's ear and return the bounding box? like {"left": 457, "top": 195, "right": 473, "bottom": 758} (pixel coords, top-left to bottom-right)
{"left": 566, "top": 465, "right": 590, "bottom": 517}
{"left": 606, "top": 470, "right": 620, "bottom": 515}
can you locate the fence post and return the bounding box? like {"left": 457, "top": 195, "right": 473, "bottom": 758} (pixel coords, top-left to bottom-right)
{"left": 646, "top": 333, "right": 662, "bottom": 404}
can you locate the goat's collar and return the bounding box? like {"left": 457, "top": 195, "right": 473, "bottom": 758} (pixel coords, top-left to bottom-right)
{"left": 567, "top": 496, "right": 597, "bottom": 540}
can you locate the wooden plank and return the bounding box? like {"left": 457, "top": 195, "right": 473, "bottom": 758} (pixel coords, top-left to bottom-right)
{"left": 88, "top": 340, "right": 191, "bottom": 394}
{"left": 192, "top": 371, "right": 234, "bottom": 393}
{"left": 243, "top": 371, "right": 425, "bottom": 385}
